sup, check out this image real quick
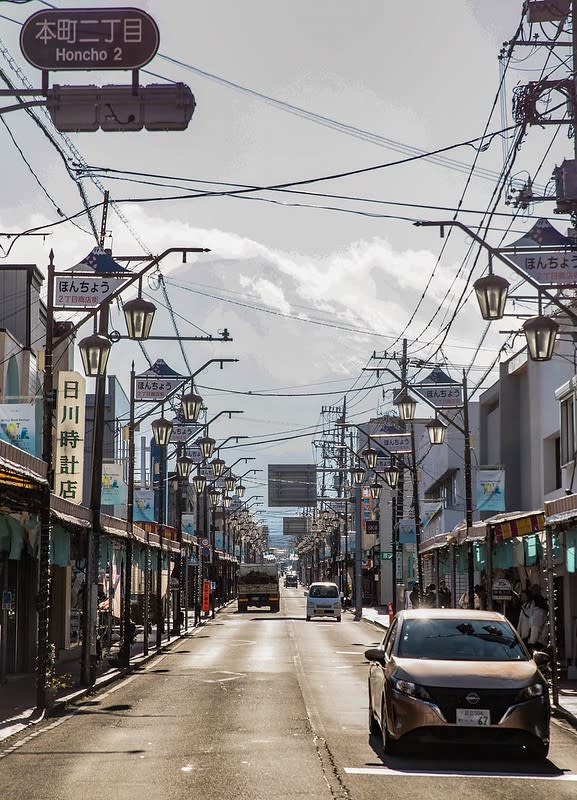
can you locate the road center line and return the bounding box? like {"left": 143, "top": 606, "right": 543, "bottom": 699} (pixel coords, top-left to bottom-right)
{"left": 344, "top": 767, "right": 577, "bottom": 781}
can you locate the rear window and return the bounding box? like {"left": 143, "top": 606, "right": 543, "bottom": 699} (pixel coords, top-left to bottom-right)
{"left": 397, "top": 618, "right": 527, "bottom": 661}
{"left": 309, "top": 585, "right": 339, "bottom": 598}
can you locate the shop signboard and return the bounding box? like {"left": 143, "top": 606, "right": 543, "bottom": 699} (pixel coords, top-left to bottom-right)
{"left": 0, "top": 403, "right": 35, "bottom": 455}
{"left": 476, "top": 469, "right": 505, "bottom": 512}
{"left": 54, "top": 371, "right": 85, "bottom": 504}
{"left": 398, "top": 518, "right": 416, "bottom": 544}
{"left": 492, "top": 577, "right": 513, "bottom": 602}
{"left": 134, "top": 489, "right": 155, "bottom": 522}
{"left": 182, "top": 513, "right": 195, "bottom": 537}
{"left": 101, "top": 462, "right": 127, "bottom": 505}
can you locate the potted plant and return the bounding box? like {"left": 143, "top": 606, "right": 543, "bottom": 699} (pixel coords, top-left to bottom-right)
{"left": 45, "top": 643, "right": 73, "bottom": 709}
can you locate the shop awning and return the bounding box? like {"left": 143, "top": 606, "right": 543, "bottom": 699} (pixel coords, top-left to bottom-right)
{"left": 545, "top": 493, "right": 577, "bottom": 528}
{"left": 0, "top": 439, "right": 48, "bottom": 491}
{"left": 490, "top": 510, "right": 545, "bottom": 542}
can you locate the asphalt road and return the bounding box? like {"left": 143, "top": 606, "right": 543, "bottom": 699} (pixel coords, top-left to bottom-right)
{"left": 1, "top": 586, "right": 577, "bottom": 800}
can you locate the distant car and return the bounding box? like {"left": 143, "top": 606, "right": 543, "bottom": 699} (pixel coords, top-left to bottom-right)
{"left": 284, "top": 574, "right": 298, "bottom": 587}
{"left": 305, "top": 582, "right": 341, "bottom": 622}
{"left": 365, "top": 609, "right": 550, "bottom": 758}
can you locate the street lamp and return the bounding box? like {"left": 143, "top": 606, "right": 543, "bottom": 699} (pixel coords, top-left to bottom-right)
{"left": 394, "top": 389, "right": 417, "bottom": 422}
{"left": 176, "top": 454, "right": 195, "bottom": 479}
{"left": 426, "top": 417, "right": 447, "bottom": 446}
{"left": 192, "top": 473, "right": 207, "bottom": 494}
{"left": 209, "top": 488, "right": 220, "bottom": 507}
{"left": 211, "top": 457, "right": 226, "bottom": 478}
{"left": 152, "top": 416, "right": 173, "bottom": 447}
{"left": 181, "top": 390, "right": 203, "bottom": 422}
{"left": 369, "top": 482, "right": 382, "bottom": 500}
{"left": 224, "top": 474, "right": 236, "bottom": 492}
{"left": 473, "top": 260, "right": 509, "bottom": 321}
{"left": 383, "top": 463, "right": 400, "bottom": 490}
{"left": 223, "top": 494, "right": 231, "bottom": 509}
{"left": 350, "top": 464, "right": 365, "bottom": 486}
{"left": 362, "top": 447, "right": 378, "bottom": 470}
{"left": 78, "top": 331, "right": 111, "bottom": 377}
{"left": 197, "top": 435, "right": 216, "bottom": 460}
{"left": 236, "top": 483, "right": 246, "bottom": 498}
{"left": 523, "top": 314, "right": 559, "bottom": 361}
{"left": 122, "top": 295, "right": 156, "bottom": 340}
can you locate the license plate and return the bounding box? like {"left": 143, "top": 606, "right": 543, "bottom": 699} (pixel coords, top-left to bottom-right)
{"left": 251, "top": 596, "right": 260, "bottom": 602}
{"left": 456, "top": 708, "right": 490, "bottom": 726}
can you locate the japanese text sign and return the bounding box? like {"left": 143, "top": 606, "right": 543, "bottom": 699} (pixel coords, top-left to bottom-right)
{"left": 55, "top": 371, "right": 86, "bottom": 505}
{"left": 20, "top": 8, "right": 160, "bottom": 71}
{"left": 508, "top": 250, "right": 577, "bottom": 285}
{"left": 54, "top": 273, "right": 126, "bottom": 308}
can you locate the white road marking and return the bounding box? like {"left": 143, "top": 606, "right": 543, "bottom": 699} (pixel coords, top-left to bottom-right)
{"left": 344, "top": 767, "right": 577, "bottom": 781}
{"left": 201, "top": 670, "right": 246, "bottom": 683}
{"left": 335, "top": 651, "right": 366, "bottom": 655}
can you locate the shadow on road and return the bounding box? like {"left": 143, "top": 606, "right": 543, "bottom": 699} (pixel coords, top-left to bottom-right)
{"left": 367, "top": 733, "right": 564, "bottom": 777}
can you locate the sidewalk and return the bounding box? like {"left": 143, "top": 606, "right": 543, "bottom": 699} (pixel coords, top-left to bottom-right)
{"left": 0, "top": 607, "right": 214, "bottom": 743}
{"left": 355, "top": 605, "right": 577, "bottom": 728}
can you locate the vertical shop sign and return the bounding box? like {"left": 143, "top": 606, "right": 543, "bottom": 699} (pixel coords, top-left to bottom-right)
{"left": 55, "top": 371, "right": 86, "bottom": 504}
{"left": 201, "top": 579, "right": 211, "bottom": 613}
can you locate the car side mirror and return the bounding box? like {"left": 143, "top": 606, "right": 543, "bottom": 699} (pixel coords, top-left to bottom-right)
{"left": 532, "top": 650, "right": 550, "bottom": 668}
{"left": 364, "top": 647, "right": 385, "bottom": 663}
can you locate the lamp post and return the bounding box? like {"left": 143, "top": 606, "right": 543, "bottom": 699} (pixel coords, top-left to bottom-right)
{"left": 416, "top": 219, "right": 577, "bottom": 360}
{"left": 152, "top": 414, "right": 173, "bottom": 646}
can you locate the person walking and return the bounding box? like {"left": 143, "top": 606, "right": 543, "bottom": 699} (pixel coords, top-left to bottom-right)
{"left": 528, "top": 592, "right": 548, "bottom": 653}
{"left": 517, "top": 589, "right": 533, "bottom": 647}
{"left": 438, "top": 580, "right": 452, "bottom": 608}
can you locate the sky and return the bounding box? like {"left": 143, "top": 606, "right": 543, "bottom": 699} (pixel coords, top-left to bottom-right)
{"left": 0, "top": 1, "right": 572, "bottom": 541}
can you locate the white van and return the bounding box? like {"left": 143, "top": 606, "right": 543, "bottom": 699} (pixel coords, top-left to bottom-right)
{"left": 305, "top": 582, "right": 341, "bottom": 622}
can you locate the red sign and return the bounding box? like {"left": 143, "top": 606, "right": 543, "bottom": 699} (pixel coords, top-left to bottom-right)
{"left": 20, "top": 8, "right": 159, "bottom": 71}
{"left": 201, "top": 579, "right": 211, "bottom": 613}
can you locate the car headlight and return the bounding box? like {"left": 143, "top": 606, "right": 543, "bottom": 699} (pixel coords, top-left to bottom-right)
{"left": 516, "top": 683, "right": 545, "bottom": 701}
{"left": 390, "top": 676, "right": 432, "bottom": 701}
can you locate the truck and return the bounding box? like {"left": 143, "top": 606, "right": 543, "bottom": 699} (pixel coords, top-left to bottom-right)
{"left": 237, "top": 563, "right": 280, "bottom": 613}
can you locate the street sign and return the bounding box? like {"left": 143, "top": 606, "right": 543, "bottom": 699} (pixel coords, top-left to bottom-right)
{"left": 381, "top": 551, "right": 393, "bottom": 560}
{"left": 492, "top": 577, "right": 513, "bottom": 602}
{"left": 365, "top": 520, "right": 379, "bottom": 536}
{"left": 2, "top": 591, "right": 12, "bottom": 610}
{"left": 372, "top": 434, "right": 411, "bottom": 454}
{"left": 54, "top": 272, "right": 127, "bottom": 308}
{"left": 507, "top": 249, "right": 577, "bottom": 285}
{"left": 20, "top": 8, "right": 160, "bottom": 71}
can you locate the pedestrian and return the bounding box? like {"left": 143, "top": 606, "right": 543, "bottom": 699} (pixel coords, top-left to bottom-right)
{"left": 408, "top": 582, "right": 420, "bottom": 609}
{"left": 517, "top": 589, "right": 533, "bottom": 647}
{"left": 474, "top": 584, "right": 487, "bottom": 610}
{"left": 423, "top": 583, "right": 437, "bottom": 608}
{"left": 438, "top": 580, "right": 452, "bottom": 608}
{"left": 528, "top": 592, "right": 548, "bottom": 653}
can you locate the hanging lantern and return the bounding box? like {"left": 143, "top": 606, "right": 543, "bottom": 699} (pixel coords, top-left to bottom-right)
{"left": 224, "top": 474, "right": 236, "bottom": 492}
{"left": 197, "top": 436, "right": 216, "bottom": 460}
{"left": 473, "top": 273, "right": 509, "bottom": 320}
{"left": 426, "top": 418, "right": 447, "bottom": 445}
{"left": 209, "top": 488, "right": 220, "bottom": 507}
{"left": 236, "top": 483, "right": 246, "bottom": 498}
{"left": 362, "top": 447, "right": 378, "bottom": 470}
{"left": 181, "top": 391, "right": 203, "bottom": 422}
{"left": 176, "top": 455, "right": 194, "bottom": 478}
{"left": 192, "top": 474, "right": 207, "bottom": 494}
{"left": 123, "top": 296, "right": 156, "bottom": 340}
{"left": 78, "top": 333, "right": 111, "bottom": 377}
{"left": 394, "top": 389, "right": 417, "bottom": 421}
{"left": 350, "top": 465, "right": 365, "bottom": 486}
{"left": 383, "top": 464, "right": 400, "bottom": 490}
{"left": 152, "top": 417, "right": 173, "bottom": 447}
{"left": 369, "top": 482, "right": 382, "bottom": 500}
{"left": 222, "top": 494, "right": 231, "bottom": 509}
{"left": 523, "top": 315, "right": 559, "bottom": 362}
{"left": 211, "top": 457, "right": 226, "bottom": 478}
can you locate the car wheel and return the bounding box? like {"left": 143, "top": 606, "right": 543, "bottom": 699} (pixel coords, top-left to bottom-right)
{"left": 306, "top": 615, "right": 311, "bottom": 621}
{"left": 381, "top": 700, "right": 397, "bottom": 754}
{"left": 238, "top": 603, "right": 247, "bottom": 613}
{"left": 368, "top": 686, "right": 380, "bottom": 736}
{"left": 336, "top": 615, "right": 341, "bottom": 622}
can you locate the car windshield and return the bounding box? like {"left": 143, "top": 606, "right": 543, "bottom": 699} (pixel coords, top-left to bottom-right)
{"left": 309, "top": 585, "right": 339, "bottom": 598}
{"left": 397, "top": 618, "right": 528, "bottom": 661}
